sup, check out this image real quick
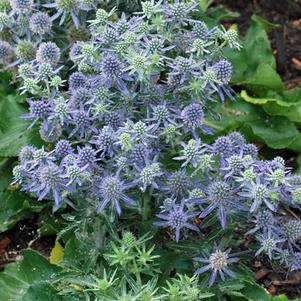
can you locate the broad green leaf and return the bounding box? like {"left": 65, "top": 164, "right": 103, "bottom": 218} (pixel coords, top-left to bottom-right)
{"left": 241, "top": 87, "right": 301, "bottom": 123}
{"left": 0, "top": 249, "right": 61, "bottom": 301}
{"left": 0, "top": 94, "right": 42, "bottom": 157}
{"left": 225, "top": 15, "right": 284, "bottom": 93}
{"left": 245, "top": 63, "right": 284, "bottom": 93}
{"left": 208, "top": 101, "right": 299, "bottom": 149}
{"left": 22, "top": 282, "right": 60, "bottom": 301}
{"left": 243, "top": 16, "right": 276, "bottom": 68}
{"left": 249, "top": 116, "right": 299, "bottom": 149}
{"left": 241, "top": 281, "right": 271, "bottom": 301}
{"left": 250, "top": 15, "right": 280, "bottom": 31}
{"left": 288, "top": 134, "right": 301, "bottom": 153}
{"left": 0, "top": 190, "right": 47, "bottom": 233}
{"left": 263, "top": 88, "right": 301, "bottom": 122}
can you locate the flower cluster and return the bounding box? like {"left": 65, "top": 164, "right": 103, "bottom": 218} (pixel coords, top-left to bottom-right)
{"left": 7, "top": 0, "right": 301, "bottom": 287}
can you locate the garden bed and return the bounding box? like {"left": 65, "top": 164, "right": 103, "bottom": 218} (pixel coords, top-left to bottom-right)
{"left": 0, "top": 0, "right": 301, "bottom": 300}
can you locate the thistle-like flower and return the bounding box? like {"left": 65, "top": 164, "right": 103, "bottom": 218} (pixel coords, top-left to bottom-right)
{"left": 240, "top": 180, "right": 276, "bottom": 213}
{"left": 100, "top": 54, "right": 132, "bottom": 96}
{"left": 255, "top": 232, "right": 284, "bottom": 260}
{"left": 154, "top": 199, "right": 199, "bottom": 242}
{"left": 0, "top": 41, "right": 13, "bottom": 63}
{"left": 36, "top": 42, "right": 61, "bottom": 65}
{"left": 98, "top": 175, "right": 136, "bottom": 215}
{"left": 181, "top": 103, "right": 213, "bottom": 136}
{"left": 174, "top": 139, "right": 204, "bottom": 167}
{"left": 194, "top": 248, "right": 239, "bottom": 286}
{"left": 29, "top": 12, "right": 52, "bottom": 35}
{"left": 21, "top": 98, "right": 51, "bottom": 128}
{"left": 165, "top": 170, "right": 190, "bottom": 198}
{"left": 55, "top": 139, "right": 73, "bottom": 157}
{"left": 283, "top": 219, "right": 301, "bottom": 242}
{"left": 31, "top": 163, "right": 68, "bottom": 206}
{"left": 10, "top": 0, "right": 34, "bottom": 14}
{"left": 193, "top": 180, "right": 241, "bottom": 229}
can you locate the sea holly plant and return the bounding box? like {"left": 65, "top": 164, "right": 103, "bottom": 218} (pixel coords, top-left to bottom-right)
{"left": 0, "top": 0, "right": 301, "bottom": 298}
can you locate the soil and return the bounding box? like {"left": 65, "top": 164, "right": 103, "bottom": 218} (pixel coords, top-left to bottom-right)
{"left": 214, "top": 0, "right": 301, "bottom": 88}
{"left": 0, "top": 218, "right": 55, "bottom": 271}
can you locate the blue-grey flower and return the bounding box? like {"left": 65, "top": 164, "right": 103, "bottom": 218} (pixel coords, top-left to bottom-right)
{"left": 98, "top": 175, "right": 136, "bottom": 215}
{"left": 100, "top": 54, "right": 132, "bottom": 96}
{"left": 29, "top": 12, "right": 52, "bottom": 35}
{"left": 194, "top": 248, "right": 239, "bottom": 286}
{"left": 36, "top": 42, "right": 60, "bottom": 65}
{"left": 192, "top": 180, "right": 242, "bottom": 229}
{"left": 154, "top": 199, "right": 199, "bottom": 242}
{"left": 255, "top": 231, "right": 284, "bottom": 260}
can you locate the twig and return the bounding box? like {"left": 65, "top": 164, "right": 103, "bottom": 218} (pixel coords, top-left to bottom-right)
{"left": 272, "top": 279, "right": 301, "bottom": 286}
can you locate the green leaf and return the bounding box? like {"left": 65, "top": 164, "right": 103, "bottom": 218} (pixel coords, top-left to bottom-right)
{"left": 21, "top": 282, "right": 60, "bottom": 301}
{"left": 249, "top": 116, "right": 299, "bottom": 149}
{"left": 241, "top": 90, "right": 296, "bottom": 106}
{"left": 263, "top": 88, "right": 301, "bottom": 122}
{"left": 241, "top": 87, "right": 301, "bottom": 123}
{"left": 243, "top": 16, "right": 276, "bottom": 68}
{"left": 208, "top": 100, "right": 299, "bottom": 149}
{"left": 241, "top": 281, "right": 271, "bottom": 301}
{"left": 0, "top": 249, "right": 61, "bottom": 301}
{"left": 250, "top": 15, "right": 280, "bottom": 31}
{"left": 245, "top": 63, "right": 284, "bottom": 93}
{"left": 272, "top": 295, "right": 290, "bottom": 301}
{"left": 0, "top": 94, "right": 42, "bottom": 157}
{"left": 0, "top": 190, "right": 47, "bottom": 233}
{"left": 49, "top": 241, "right": 64, "bottom": 265}
{"left": 0, "top": 157, "right": 15, "bottom": 191}
{"left": 224, "top": 15, "right": 284, "bottom": 93}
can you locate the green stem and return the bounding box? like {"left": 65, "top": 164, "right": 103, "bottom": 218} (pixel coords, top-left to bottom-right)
{"left": 94, "top": 216, "right": 106, "bottom": 250}
{"left": 132, "top": 261, "right": 142, "bottom": 286}
{"left": 142, "top": 187, "right": 153, "bottom": 221}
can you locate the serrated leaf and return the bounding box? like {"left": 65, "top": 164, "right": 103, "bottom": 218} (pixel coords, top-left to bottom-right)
{"left": 199, "top": 292, "right": 216, "bottom": 299}
{"left": 49, "top": 241, "right": 64, "bottom": 265}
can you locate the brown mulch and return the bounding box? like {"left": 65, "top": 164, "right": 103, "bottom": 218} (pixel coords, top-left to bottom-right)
{"left": 214, "top": 0, "right": 301, "bottom": 89}
{"left": 252, "top": 257, "right": 301, "bottom": 299}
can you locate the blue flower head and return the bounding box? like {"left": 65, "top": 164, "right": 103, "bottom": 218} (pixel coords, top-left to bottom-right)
{"left": 155, "top": 199, "right": 199, "bottom": 242}
{"left": 194, "top": 247, "right": 239, "bottom": 286}
{"left": 29, "top": 12, "right": 52, "bottom": 35}
{"left": 36, "top": 42, "right": 60, "bottom": 65}
{"left": 98, "top": 175, "right": 136, "bottom": 215}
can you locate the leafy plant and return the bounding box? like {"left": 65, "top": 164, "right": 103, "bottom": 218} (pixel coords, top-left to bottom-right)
{"left": 210, "top": 15, "right": 301, "bottom": 153}
{"left": 0, "top": 1, "right": 300, "bottom": 300}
